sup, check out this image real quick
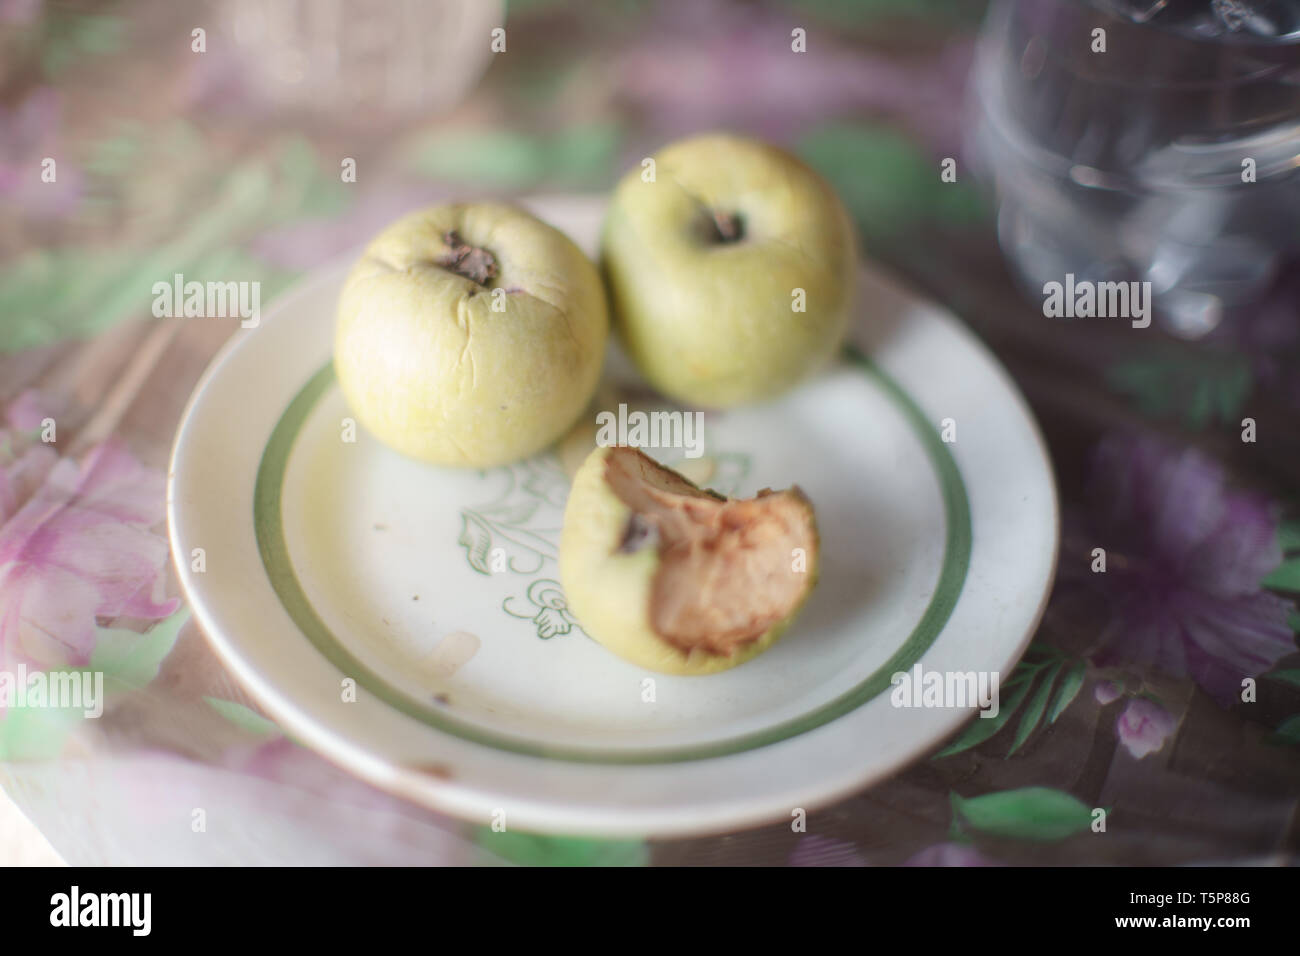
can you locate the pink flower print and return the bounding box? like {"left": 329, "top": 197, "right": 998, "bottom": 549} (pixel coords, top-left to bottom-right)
{"left": 0, "top": 437, "right": 179, "bottom": 674}
{"left": 1094, "top": 680, "right": 1124, "bottom": 706}
{"left": 789, "top": 835, "right": 868, "bottom": 867}
{"left": 1116, "top": 697, "right": 1177, "bottom": 759}
{"left": 904, "top": 842, "right": 1003, "bottom": 867}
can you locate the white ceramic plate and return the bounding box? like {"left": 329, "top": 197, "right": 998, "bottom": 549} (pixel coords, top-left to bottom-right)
{"left": 168, "top": 195, "right": 1058, "bottom": 838}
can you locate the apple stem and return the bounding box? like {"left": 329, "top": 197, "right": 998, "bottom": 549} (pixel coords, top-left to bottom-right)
{"left": 436, "top": 230, "right": 498, "bottom": 286}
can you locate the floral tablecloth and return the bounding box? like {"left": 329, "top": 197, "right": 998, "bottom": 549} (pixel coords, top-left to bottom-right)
{"left": 1, "top": 0, "right": 1297, "bottom": 866}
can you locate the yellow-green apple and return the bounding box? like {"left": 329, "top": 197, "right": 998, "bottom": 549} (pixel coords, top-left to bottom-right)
{"left": 601, "top": 133, "right": 856, "bottom": 407}
{"left": 560, "top": 445, "right": 819, "bottom": 675}
{"left": 335, "top": 202, "right": 608, "bottom": 467}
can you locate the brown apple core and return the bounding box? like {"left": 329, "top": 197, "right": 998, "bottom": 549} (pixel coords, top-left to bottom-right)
{"left": 435, "top": 230, "right": 498, "bottom": 286}
{"left": 602, "top": 446, "right": 817, "bottom": 657}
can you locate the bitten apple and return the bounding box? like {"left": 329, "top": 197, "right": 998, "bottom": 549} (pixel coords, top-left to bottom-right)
{"left": 335, "top": 202, "right": 608, "bottom": 467}
{"left": 560, "top": 445, "right": 819, "bottom": 675}
{"left": 601, "top": 133, "right": 856, "bottom": 408}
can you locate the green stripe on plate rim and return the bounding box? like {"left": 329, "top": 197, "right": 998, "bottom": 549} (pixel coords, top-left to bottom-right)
{"left": 254, "top": 346, "right": 971, "bottom": 764}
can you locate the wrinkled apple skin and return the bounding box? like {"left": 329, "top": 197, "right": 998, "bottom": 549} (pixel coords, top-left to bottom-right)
{"left": 559, "top": 445, "right": 818, "bottom": 676}
{"left": 601, "top": 133, "right": 856, "bottom": 408}
{"left": 335, "top": 202, "right": 608, "bottom": 467}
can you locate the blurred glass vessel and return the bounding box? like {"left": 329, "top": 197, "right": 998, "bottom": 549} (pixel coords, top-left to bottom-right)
{"left": 970, "top": 0, "right": 1300, "bottom": 336}
{"left": 224, "top": 0, "right": 502, "bottom": 127}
